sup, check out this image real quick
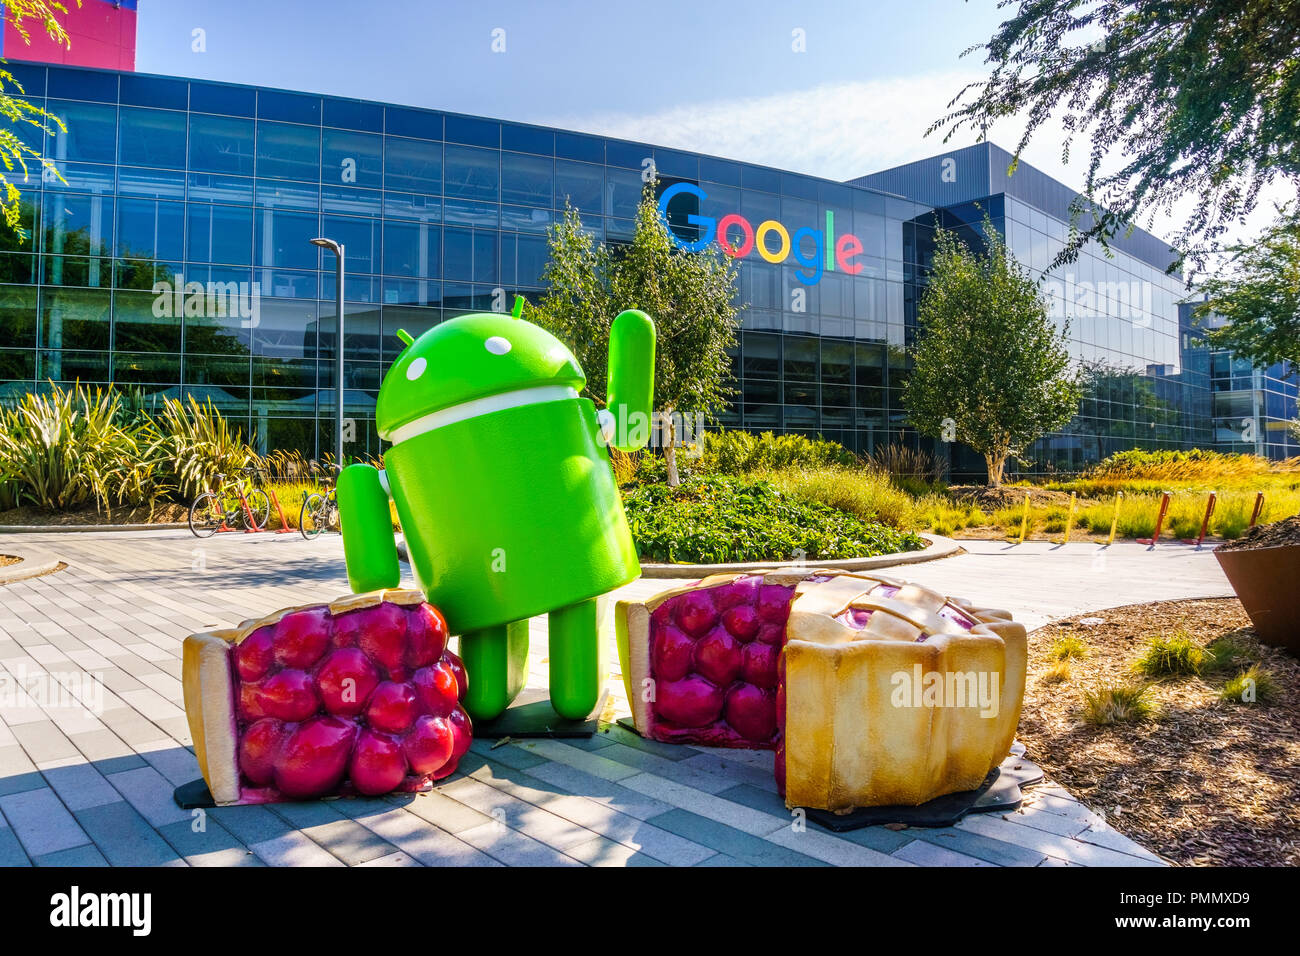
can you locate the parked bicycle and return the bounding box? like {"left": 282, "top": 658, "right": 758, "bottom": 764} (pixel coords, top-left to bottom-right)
{"left": 299, "top": 461, "right": 341, "bottom": 539}
{"left": 188, "top": 466, "right": 272, "bottom": 538}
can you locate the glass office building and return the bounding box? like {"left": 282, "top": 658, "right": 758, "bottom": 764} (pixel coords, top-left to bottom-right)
{"left": 0, "top": 64, "right": 1289, "bottom": 473}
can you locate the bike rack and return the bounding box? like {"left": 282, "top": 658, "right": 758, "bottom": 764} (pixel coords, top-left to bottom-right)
{"left": 1136, "top": 491, "right": 1172, "bottom": 547}
{"left": 267, "top": 489, "right": 295, "bottom": 534}
{"left": 1181, "top": 491, "right": 1216, "bottom": 549}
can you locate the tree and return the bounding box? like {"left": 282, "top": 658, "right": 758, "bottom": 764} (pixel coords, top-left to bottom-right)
{"left": 1, "top": 1, "right": 79, "bottom": 239}
{"left": 531, "top": 184, "right": 742, "bottom": 486}
{"left": 1193, "top": 207, "right": 1300, "bottom": 370}
{"left": 903, "top": 218, "right": 1083, "bottom": 487}
{"left": 930, "top": 0, "right": 1300, "bottom": 274}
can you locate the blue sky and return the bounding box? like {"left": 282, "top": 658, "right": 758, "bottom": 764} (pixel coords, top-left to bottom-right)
{"left": 136, "top": 0, "right": 1015, "bottom": 178}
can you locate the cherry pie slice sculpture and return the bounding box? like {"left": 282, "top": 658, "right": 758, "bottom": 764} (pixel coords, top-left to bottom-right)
{"left": 616, "top": 569, "right": 1027, "bottom": 811}
{"left": 182, "top": 589, "right": 472, "bottom": 805}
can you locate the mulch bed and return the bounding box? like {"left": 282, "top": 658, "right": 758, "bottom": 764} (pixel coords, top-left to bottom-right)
{"left": 0, "top": 503, "right": 190, "bottom": 526}
{"left": 1018, "top": 598, "right": 1300, "bottom": 866}
{"left": 1216, "top": 514, "right": 1300, "bottom": 551}
{"left": 947, "top": 484, "right": 1076, "bottom": 511}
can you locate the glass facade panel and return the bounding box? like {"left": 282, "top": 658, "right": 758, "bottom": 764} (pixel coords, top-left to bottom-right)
{"left": 0, "top": 64, "right": 1274, "bottom": 466}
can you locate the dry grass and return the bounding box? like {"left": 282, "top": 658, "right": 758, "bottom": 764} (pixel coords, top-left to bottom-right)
{"left": 1019, "top": 598, "right": 1300, "bottom": 866}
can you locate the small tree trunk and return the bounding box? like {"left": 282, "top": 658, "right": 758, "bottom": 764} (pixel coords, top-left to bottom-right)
{"left": 984, "top": 451, "right": 1007, "bottom": 488}
{"left": 663, "top": 410, "right": 680, "bottom": 487}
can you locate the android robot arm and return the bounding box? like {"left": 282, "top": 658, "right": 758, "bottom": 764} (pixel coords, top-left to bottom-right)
{"left": 338, "top": 463, "right": 400, "bottom": 594}
{"left": 602, "top": 309, "right": 656, "bottom": 453}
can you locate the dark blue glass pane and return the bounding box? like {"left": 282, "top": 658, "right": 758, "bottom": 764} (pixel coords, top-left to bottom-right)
{"left": 322, "top": 128, "right": 382, "bottom": 188}
{"left": 605, "top": 140, "right": 648, "bottom": 169}
{"left": 189, "top": 114, "right": 255, "bottom": 175}
{"left": 445, "top": 115, "right": 499, "bottom": 148}
{"left": 382, "top": 220, "right": 439, "bottom": 278}
{"left": 384, "top": 137, "right": 441, "bottom": 193}
{"left": 323, "top": 97, "right": 383, "bottom": 132}
{"left": 6, "top": 62, "right": 46, "bottom": 96}
{"left": 385, "top": 107, "right": 442, "bottom": 141}
{"left": 501, "top": 152, "right": 552, "bottom": 207}
{"left": 43, "top": 193, "right": 113, "bottom": 257}
{"left": 256, "top": 207, "right": 319, "bottom": 270}
{"left": 256, "top": 122, "right": 320, "bottom": 181}
{"left": 258, "top": 89, "right": 321, "bottom": 125}
{"left": 444, "top": 145, "right": 498, "bottom": 202}
{"left": 321, "top": 184, "right": 381, "bottom": 216}
{"left": 322, "top": 214, "right": 380, "bottom": 275}
{"left": 187, "top": 203, "right": 253, "bottom": 265}
{"left": 47, "top": 67, "right": 117, "bottom": 102}
{"left": 117, "top": 166, "right": 186, "bottom": 200}
{"left": 653, "top": 148, "right": 697, "bottom": 180}
{"left": 554, "top": 131, "right": 602, "bottom": 164}
{"left": 119, "top": 74, "right": 187, "bottom": 110}
{"left": 188, "top": 173, "right": 253, "bottom": 204}
{"left": 554, "top": 160, "right": 602, "bottom": 213}
{"left": 741, "top": 165, "right": 780, "bottom": 193}
{"left": 443, "top": 227, "right": 472, "bottom": 280}
{"left": 47, "top": 100, "right": 117, "bottom": 164}
{"left": 190, "top": 81, "right": 256, "bottom": 117}
{"left": 501, "top": 123, "right": 553, "bottom": 156}
{"left": 115, "top": 198, "right": 184, "bottom": 260}
{"left": 604, "top": 167, "right": 643, "bottom": 219}
{"left": 781, "top": 173, "right": 819, "bottom": 201}
{"left": 118, "top": 107, "right": 186, "bottom": 168}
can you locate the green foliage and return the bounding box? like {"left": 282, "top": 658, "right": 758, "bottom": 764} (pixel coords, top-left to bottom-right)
{"left": 1133, "top": 632, "right": 1209, "bottom": 678}
{"left": 529, "top": 183, "right": 743, "bottom": 485}
{"left": 621, "top": 473, "right": 925, "bottom": 564}
{"left": 760, "top": 465, "right": 918, "bottom": 530}
{"left": 1196, "top": 208, "right": 1300, "bottom": 369}
{"left": 1, "top": 2, "right": 78, "bottom": 238}
{"left": 0, "top": 382, "right": 159, "bottom": 512}
{"left": 0, "top": 383, "right": 256, "bottom": 512}
{"left": 1219, "top": 665, "right": 1280, "bottom": 706}
{"left": 930, "top": 0, "right": 1300, "bottom": 273}
{"left": 1051, "top": 636, "right": 1091, "bottom": 661}
{"left": 697, "top": 429, "right": 857, "bottom": 474}
{"left": 1081, "top": 683, "right": 1156, "bottom": 725}
{"left": 902, "top": 216, "right": 1082, "bottom": 486}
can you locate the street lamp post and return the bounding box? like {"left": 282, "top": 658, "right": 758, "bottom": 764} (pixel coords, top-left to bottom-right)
{"left": 311, "top": 237, "right": 345, "bottom": 470}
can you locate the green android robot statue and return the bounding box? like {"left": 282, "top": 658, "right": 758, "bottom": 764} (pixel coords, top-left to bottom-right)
{"left": 339, "top": 297, "right": 655, "bottom": 722}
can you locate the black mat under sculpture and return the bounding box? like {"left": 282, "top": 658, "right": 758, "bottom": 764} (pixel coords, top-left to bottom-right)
{"left": 469, "top": 686, "right": 607, "bottom": 739}
{"left": 173, "top": 778, "right": 216, "bottom": 810}
{"left": 800, "top": 753, "right": 1044, "bottom": 831}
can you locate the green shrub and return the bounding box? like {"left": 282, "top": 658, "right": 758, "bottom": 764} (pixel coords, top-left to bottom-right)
{"left": 1219, "top": 665, "right": 1279, "bottom": 706}
{"left": 1051, "top": 636, "right": 1091, "bottom": 660}
{"left": 698, "top": 429, "right": 857, "bottom": 474}
{"left": 1133, "top": 631, "right": 1209, "bottom": 678}
{"left": 1082, "top": 683, "right": 1156, "bottom": 725}
{"left": 760, "top": 465, "right": 917, "bottom": 529}
{"left": 621, "top": 473, "right": 925, "bottom": 564}
{"left": 153, "top": 396, "right": 254, "bottom": 502}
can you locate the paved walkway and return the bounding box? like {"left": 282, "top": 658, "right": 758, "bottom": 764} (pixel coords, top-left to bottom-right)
{"left": 0, "top": 530, "right": 1229, "bottom": 867}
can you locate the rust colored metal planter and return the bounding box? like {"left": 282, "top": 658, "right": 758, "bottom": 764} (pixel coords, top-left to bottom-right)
{"left": 1214, "top": 543, "right": 1300, "bottom": 654}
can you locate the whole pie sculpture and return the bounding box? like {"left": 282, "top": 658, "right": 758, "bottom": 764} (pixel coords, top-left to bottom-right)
{"left": 183, "top": 589, "right": 472, "bottom": 805}
{"left": 616, "top": 569, "right": 1027, "bottom": 811}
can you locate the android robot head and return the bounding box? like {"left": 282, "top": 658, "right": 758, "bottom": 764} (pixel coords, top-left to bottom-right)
{"left": 338, "top": 298, "right": 655, "bottom": 721}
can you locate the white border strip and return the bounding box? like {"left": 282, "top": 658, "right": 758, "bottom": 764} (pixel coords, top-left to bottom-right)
{"left": 387, "top": 385, "right": 578, "bottom": 445}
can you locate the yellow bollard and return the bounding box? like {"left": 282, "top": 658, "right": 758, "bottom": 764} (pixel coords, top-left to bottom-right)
{"left": 1106, "top": 491, "right": 1123, "bottom": 546}
{"left": 1016, "top": 491, "right": 1031, "bottom": 544}
{"left": 1060, "top": 492, "right": 1078, "bottom": 544}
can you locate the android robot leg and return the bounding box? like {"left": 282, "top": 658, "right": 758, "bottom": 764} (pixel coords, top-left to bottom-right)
{"left": 458, "top": 619, "right": 530, "bottom": 722}
{"left": 547, "top": 598, "right": 603, "bottom": 720}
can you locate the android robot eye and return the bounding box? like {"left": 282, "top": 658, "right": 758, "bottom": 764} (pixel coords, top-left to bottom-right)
{"left": 484, "top": 336, "right": 512, "bottom": 355}
{"left": 405, "top": 357, "right": 427, "bottom": 380}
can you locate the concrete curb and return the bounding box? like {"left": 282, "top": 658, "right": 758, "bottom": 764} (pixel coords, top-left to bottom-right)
{"left": 637, "top": 533, "right": 963, "bottom": 579}
{"left": 0, "top": 522, "right": 188, "bottom": 533}
{"left": 0, "top": 547, "right": 64, "bottom": 583}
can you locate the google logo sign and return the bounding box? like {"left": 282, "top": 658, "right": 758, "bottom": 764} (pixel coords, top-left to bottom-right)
{"left": 657, "top": 182, "right": 865, "bottom": 287}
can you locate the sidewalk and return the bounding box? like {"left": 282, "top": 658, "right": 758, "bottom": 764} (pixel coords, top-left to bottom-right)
{"left": 0, "top": 529, "right": 1216, "bottom": 867}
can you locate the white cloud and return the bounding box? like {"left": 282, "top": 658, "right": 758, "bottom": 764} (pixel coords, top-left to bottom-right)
{"left": 546, "top": 71, "right": 1295, "bottom": 257}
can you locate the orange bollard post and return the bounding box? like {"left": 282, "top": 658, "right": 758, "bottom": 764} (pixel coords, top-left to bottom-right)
{"left": 1249, "top": 492, "right": 1265, "bottom": 528}
{"left": 268, "top": 489, "right": 294, "bottom": 534}
{"left": 1181, "top": 491, "right": 1216, "bottom": 548}
{"left": 1137, "top": 491, "right": 1171, "bottom": 547}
